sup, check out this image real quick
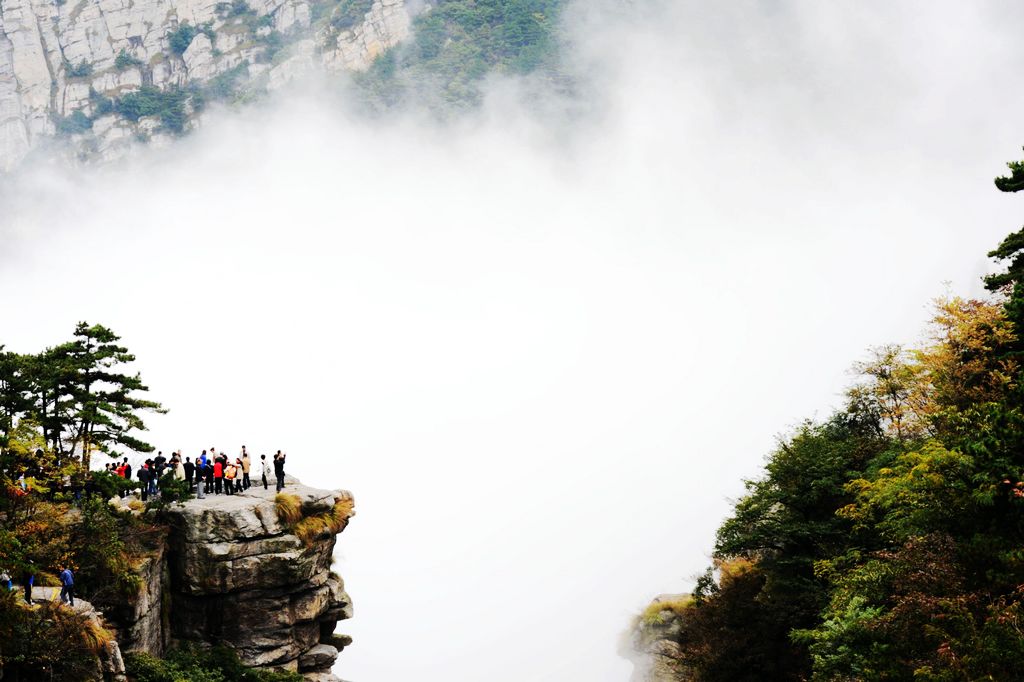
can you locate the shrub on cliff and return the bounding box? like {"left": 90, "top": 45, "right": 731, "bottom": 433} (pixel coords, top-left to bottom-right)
{"left": 293, "top": 498, "right": 351, "bottom": 546}
{"left": 115, "top": 49, "right": 145, "bottom": 70}
{"left": 147, "top": 471, "right": 192, "bottom": 509}
{"left": 167, "top": 23, "right": 199, "bottom": 55}
{"left": 71, "top": 496, "right": 166, "bottom": 607}
{"left": 354, "top": 0, "right": 567, "bottom": 110}
{"left": 274, "top": 493, "right": 302, "bottom": 526}
{"left": 0, "top": 590, "right": 114, "bottom": 680}
{"left": 279, "top": 495, "right": 354, "bottom": 547}
{"left": 125, "top": 645, "right": 303, "bottom": 681}
{"left": 90, "top": 470, "right": 141, "bottom": 499}
{"left": 114, "top": 86, "right": 191, "bottom": 133}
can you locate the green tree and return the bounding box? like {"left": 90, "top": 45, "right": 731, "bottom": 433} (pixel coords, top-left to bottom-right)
{"left": 0, "top": 348, "right": 33, "bottom": 451}
{"left": 985, "top": 150, "right": 1024, "bottom": 333}
{"left": 63, "top": 323, "right": 166, "bottom": 469}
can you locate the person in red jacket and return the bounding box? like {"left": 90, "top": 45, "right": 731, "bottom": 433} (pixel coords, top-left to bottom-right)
{"left": 213, "top": 458, "right": 223, "bottom": 494}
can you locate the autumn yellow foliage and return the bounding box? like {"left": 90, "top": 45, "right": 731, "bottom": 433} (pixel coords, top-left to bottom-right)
{"left": 274, "top": 493, "right": 303, "bottom": 526}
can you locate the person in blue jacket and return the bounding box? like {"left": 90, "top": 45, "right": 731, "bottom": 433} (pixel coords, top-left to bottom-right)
{"left": 59, "top": 566, "right": 75, "bottom": 606}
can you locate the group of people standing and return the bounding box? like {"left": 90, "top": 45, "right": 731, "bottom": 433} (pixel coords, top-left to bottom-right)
{"left": 107, "top": 446, "right": 290, "bottom": 500}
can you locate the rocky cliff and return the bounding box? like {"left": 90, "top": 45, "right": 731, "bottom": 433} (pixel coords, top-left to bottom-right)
{"left": 0, "top": 0, "right": 410, "bottom": 169}
{"left": 623, "top": 594, "right": 691, "bottom": 682}
{"left": 96, "top": 479, "right": 356, "bottom": 681}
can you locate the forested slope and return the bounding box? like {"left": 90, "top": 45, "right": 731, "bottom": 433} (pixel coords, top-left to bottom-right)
{"left": 629, "top": 153, "right": 1024, "bottom": 682}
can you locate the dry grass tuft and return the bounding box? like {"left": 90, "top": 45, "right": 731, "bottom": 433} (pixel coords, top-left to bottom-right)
{"left": 39, "top": 601, "right": 114, "bottom": 655}
{"left": 292, "top": 498, "right": 356, "bottom": 547}
{"left": 81, "top": 618, "right": 115, "bottom": 655}
{"left": 274, "top": 493, "right": 303, "bottom": 526}
{"left": 294, "top": 515, "right": 332, "bottom": 546}
{"left": 640, "top": 595, "right": 693, "bottom": 625}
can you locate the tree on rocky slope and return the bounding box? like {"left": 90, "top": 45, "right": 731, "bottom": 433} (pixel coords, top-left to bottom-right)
{"left": 0, "top": 323, "right": 165, "bottom": 470}
{"left": 633, "top": 152, "right": 1024, "bottom": 681}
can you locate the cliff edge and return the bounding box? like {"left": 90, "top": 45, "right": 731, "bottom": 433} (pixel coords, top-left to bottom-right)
{"left": 104, "top": 479, "right": 355, "bottom": 681}
{"left": 622, "top": 594, "right": 691, "bottom": 682}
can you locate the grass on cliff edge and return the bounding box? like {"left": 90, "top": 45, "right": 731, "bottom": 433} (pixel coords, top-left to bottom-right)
{"left": 640, "top": 596, "right": 693, "bottom": 626}
{"left": 0, "top": 591, "right": 115, "bottom": 679}
{"left": 274, "top": 494, "right": 354, "bottom": 547}
{"left": 293, "top": 498, "right": 354, "bottom": 547}
{"left": 273, "top": 493, "right": 303, "bottom": 526}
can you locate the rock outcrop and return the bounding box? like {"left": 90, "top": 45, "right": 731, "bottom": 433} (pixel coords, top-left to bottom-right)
{"left": 107, "top": 479, "right": 355, "bottom": 680}
{"left": 623, "top": 594, "right": 692, "bottom": 682}
{"left": 0, "top": 0, "right": 411, "bottom": 169}
{"left": 31, "top": 586, "right": 129, "bottom": 682}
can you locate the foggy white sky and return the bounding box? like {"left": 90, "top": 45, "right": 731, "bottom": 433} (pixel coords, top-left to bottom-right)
{"left": 3, "top": 1, "right": 1024, "bottom": 680}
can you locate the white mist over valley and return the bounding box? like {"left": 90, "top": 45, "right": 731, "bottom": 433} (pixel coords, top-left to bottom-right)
{"left": 3, "top": 2, "right": 1024, "bottom": 680}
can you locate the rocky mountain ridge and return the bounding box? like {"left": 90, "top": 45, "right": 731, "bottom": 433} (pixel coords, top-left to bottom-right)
{"left": 0, "top": 0, "right": 410, "bottom": 169}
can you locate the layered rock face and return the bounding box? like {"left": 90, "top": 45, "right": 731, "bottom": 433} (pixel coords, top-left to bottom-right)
{"left": 107, "top": 481, "right": 355, "bottom": 680}
{"left": 165, "top": 483, "right": 354, "bottom": 676}
{"left": 0, "top": 0, "right": 410, "bottom": 169}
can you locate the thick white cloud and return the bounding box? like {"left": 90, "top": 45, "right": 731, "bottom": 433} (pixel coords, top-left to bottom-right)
{"left": 3, "top": 1, "right": 1024, "bottom": 680}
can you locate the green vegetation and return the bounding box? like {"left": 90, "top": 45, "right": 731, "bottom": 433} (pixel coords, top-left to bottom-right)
{"left": 215, "top": 0, "right": 256, "bottom": 19}
{"left": 352, "top": 0, "right": 567, "bottom": 109}
{"left": 125, "top": 645, "right": 304, "bottom": 681}
{"left": 167, "top": 22, "right": 215, "bottom": 56}
{"left": 1, "top": 322, "right": 165, "bottom": 469}
{"left": 64, "top": 59, "right": 94, "bottom": 78}
{"left": 0, "top": 591, "right": 116, "bottom": 680}
{"left": 255, "top": 30, "right": 287, "bottom": 64}
{"left": 0, "top": 322, "right": 167, "bottom": 611}
{"left": 313, "top": 0, "right": 372, "bottom": 31}
{"left": 115, "top": 49, "right": 145, "bottom": 70}
{"left": 638, "top": 152, "right": 1024, "bottom": 680}
{"left": 90, "top": 89, "right": 115, "bottom": 118}
{"left": 113, "top": 86, "right": 193, "bottom": 133}
{"left": 202, "top": 63, "right": 250, "bottom": 102}
{"left": 148, "top": 471, "right": 192, "bottom": 509}
{"left": 55, "top": 109, "right": 93, "bottom": 135}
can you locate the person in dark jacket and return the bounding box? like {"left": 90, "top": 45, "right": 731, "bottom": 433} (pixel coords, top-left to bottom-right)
{"left": 122, "top": 457, "right": 132, "bottom": 481}
{"left": 138, "top": 465, "right": 151, "bottom": 502}
{"left": 184, "top": 457, "right": 195, "bottom": 490}
{"left": 274, "top": 453, "right": 286, "bottom": 492}
{"left": 22, "top": 568, "right": 34, "bottom": 604}
{"left": 204, "top": 461, "right": 214, "bottom": 494}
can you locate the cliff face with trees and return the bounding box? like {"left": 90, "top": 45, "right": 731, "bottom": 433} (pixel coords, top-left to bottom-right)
{"left": 0, "top": 324, "right": 355, "bottom": 681}
{"left": 627, "top": 154, "right": 1024, "bottom": 681}
{"left": 0, "top": 0, "right": 567, "bottom": 169}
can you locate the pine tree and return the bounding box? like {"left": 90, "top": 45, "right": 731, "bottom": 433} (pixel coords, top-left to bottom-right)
{"left": 62, "top": 323, "right": 166, "bottom": 469}
{"left": 985, "top": 151, "right": 1024, "bottom": 334}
